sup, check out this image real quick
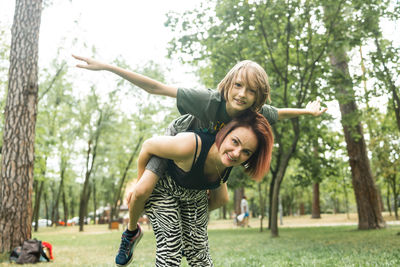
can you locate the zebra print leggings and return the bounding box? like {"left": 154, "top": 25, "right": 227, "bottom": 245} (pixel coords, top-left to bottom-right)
{"left": 144, "top": 174, "right": 213, "bottom": 267}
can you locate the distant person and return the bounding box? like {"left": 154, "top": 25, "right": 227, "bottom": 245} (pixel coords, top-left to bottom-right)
{"left": 240, "top": 196, "right": 250, "bottom": 227}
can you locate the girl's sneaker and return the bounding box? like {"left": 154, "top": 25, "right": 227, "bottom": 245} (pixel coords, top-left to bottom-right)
{"left": 115, "top": 224, "right": 143, "bottom": 266}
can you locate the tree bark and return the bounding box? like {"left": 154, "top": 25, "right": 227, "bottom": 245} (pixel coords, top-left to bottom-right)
{"left": 270, "top": 120, "right": 300, "bottom": 237}
{"left": 93, "top": 182, "right": 97, "bottom": 225}
{"left": 33, "top": 180, "right": 44, "bottom": 232}
{"left": 329, "top": 50, "right": 385, "bottom": 229}
{"left": 111, "top": 137, "right": 143, "bottom": 222}
{"left": 234, "top": 188, "right": 244, "bottom": 215}
{"left": 62, "top": 187, "right": 68, "bottom": 226}
{"left": 0, "top": 0, "right": 42, "bottom": 253}
{"left": 52, "top": 165, "right": 65, "bottom": 226}
{"left": 79, "top": 111, "right": 102, "bottom": 231}
{"left": 311, "top": 183, "right": 321, "bottom": 218}
{"left": 43, "top": 191, "right": 49, "bottom": 226}
{"left": 258, "top": 183, "right": 265, "bottom": 232}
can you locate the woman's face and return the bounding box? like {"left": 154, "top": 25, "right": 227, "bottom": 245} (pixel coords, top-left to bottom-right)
{"left": 218, "top": 126, "right": 258, "bottom": 167}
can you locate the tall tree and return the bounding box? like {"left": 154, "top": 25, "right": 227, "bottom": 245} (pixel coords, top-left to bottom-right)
{"left": 323, "top": 0, "right": 385, "bottom": 229}
{"left": 0, "top": 0, "right": 42, "bottom": 253}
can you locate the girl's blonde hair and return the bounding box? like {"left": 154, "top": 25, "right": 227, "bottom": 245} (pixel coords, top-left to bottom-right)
{"left": 217, "top": 60, "right": 271, "bottom": 111}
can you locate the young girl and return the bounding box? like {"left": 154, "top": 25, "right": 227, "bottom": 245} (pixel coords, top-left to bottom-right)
{"left": 123, "top": 111, "right": 273, "bottom": 266}
{"left": 73, "top": 55, "right": 327, "bottom": 266}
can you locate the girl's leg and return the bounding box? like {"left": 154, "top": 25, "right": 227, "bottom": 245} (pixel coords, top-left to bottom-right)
{"left": 180, "top": 192, "right": 213, "bottom": 267}
{"left": 115, "top": 170, "right": 160, "bottom": 266}
{"left": 128, "top": 170, "right": 159, "bottom": 230}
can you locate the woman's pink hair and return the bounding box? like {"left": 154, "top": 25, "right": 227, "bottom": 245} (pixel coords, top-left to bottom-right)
{"left": 215, "top": 111, "right": 274, "bottom": 181}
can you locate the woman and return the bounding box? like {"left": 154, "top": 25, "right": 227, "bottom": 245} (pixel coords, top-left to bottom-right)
{"left": 117, "top": 111, "right": 274, "bottom": 267}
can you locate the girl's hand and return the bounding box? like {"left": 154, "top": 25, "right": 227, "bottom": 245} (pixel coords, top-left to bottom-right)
{"left": 72, "top": 54, "right": 106, "bottom": 71}
{"left": 305, "top": 100, "right": 328, "bottom": 116}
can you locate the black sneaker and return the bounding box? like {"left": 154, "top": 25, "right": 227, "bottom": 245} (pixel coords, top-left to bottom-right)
{"left": 115, "top": 224, "right": 143, "bottom": 266}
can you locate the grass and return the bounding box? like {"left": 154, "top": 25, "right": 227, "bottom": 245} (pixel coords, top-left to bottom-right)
{"left": 1, "top": 223, "right": 399, "bottom": 267}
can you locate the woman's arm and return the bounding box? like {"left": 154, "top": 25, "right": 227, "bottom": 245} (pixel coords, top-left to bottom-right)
{"left": 137, "top": 133, "right": 196, "bottom": 178}
{"left": 277, "top": 100, "right": 327, "bottom": 120}
{"left": 72, "top": 55, "right": 178, "bottom": 97}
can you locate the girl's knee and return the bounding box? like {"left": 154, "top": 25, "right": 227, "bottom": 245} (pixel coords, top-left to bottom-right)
{"left": 130, "top": 186, "right": 151, "bottom": 204}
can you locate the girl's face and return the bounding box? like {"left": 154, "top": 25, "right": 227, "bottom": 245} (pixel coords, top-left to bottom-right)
{"left": 226, "top": 71, "right": 257, "bottom": 115}
{"left": 218, "top": 126, "right": 258, "bottom": 167}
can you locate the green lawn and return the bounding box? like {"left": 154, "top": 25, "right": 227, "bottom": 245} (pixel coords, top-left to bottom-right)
{"left": 1, "top": 224, "right": 399, "bottom": 267}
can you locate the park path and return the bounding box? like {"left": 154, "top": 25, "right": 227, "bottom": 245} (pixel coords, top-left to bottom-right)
{"left": 207, "top": 212, "right": 399, "bottom": 230}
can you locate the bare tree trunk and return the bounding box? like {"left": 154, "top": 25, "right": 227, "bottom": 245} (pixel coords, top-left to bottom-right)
{"left": 299, "top": 202, "right": 305, "bottom": 216}
{"left": 111, "top": 137, "right": 143, "bottom": 222}
{"left": 389, "top": 175, "right": 399, "bottom": 220}
{"left": 268, "top": 177, "right": 275, "bottom": 229}
{"left": 93, "top": 182, "right": 97, "bottom": 225}
{"left": 62, "top": 187, "right": 68, "bottom": 227}
{"left": 52, "top": 166, "right": 65, "bottom": 226}
{"left": 329, "top": 50, "right": 385, "bottom": 229}
{"left": 33, "top": 180, "right": 44, "bottom": 232}
{"left": 0, "top": 0, "right": 42, "bottom": 253}
{"left": 311, "top": 183, "right": 321, "bottom": 219}
{"left": 386, "top": 183, "right": 392, "bottom": 216}
{"left": 43, "top": 192, "right": 49, "bottom": 226}
{"left": 79, "top": 111, "right": 102, "bottom": 231}
{"left": 234, "top": 188, "right": 244, "bottom": 216}
{"left": 271, "top": 121, "right": 300, "bottom": 237}
{"left": 69, "top": 186, "right": 75, "bottom": 219}
{"left": 258, "top": 183, "right": 265, "bottom": 232}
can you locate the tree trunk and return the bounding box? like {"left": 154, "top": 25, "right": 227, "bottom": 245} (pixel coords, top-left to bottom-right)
{"left": 234, "top": 188, "right": 244, "bottom": 215}
{"left": 93, "top": 182, "right": 97, "bottom": 225}
{"left": 62, "top": 187, "right": 68, "bottom": 227}
{"left": 111, "top": 137, "right": 143, "bottom": 221}
{"left": 299, "top": 202, "right": 305, "bottom": 216}
{"left": 329, "top": 49, "right": 385, "bottom": 229}
{"left": 0, "top": 0, "right": 42, "bottom": 253}
{"left": 258, "top": 183, "right": 264, "bottom": 232}
{"left": 69, "top": 186, "right": 75, "bottom": 219}
{"left": 33, "top": 180, "right": 44, "bottom": 232}
{"left": 52, "top": 166, "right": 65, "bottom": 226}
{"left": 268, "top": 177, "right": 275, "bottom": 229}
{"left": 270, "top": 121, "right": 300, "bottom": 237}
{"left": 389, "top": 175, "right": 399, "bottom": 220}
{"left": 79, "top": 111, "right": 102, "bottom": 231}
{"left": 311, "top": 183, "right": 321, "bottom": 219}
{"left": 43, "top": 192, "right": 49, "bottom": 226}
{"left": 386, "top": 183, "right": 392, "bottom": 216}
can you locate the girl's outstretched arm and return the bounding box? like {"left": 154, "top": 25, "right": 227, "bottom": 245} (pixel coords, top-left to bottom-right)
{"left": 72, "top": 54, "right": 178, "bottom": 97}
{"left": 277, "top": 99, "right": 328, "bottom": 120}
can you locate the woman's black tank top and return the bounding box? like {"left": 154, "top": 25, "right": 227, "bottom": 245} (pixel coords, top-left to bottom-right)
{"left": 167, "top": 131, "right": 232, "bottom": 190}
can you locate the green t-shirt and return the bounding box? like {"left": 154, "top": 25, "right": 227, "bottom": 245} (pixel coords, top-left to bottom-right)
{"left": 174, "top": 87, "right": 278, "bottom": 134}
